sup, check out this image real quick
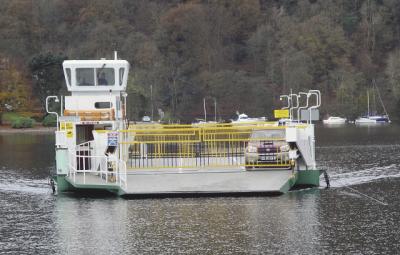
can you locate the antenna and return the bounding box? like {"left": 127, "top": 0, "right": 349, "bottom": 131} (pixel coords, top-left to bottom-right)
{"left": 114, "top": 51, "right": 118, "bottom": 60}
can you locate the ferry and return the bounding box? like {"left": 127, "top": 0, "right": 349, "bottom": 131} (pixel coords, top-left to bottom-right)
{"left": 48, "top": 53, "right": 324, "bottom": 196}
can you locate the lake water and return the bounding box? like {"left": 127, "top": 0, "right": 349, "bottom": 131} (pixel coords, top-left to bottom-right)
{"left": 1, "top": 124, "right": 400, "bottom": 254}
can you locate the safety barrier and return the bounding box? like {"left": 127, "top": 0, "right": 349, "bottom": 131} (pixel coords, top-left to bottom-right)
{"left": 68, "top": 141, "right": 127, "bottom": 188}
{"left": 119, "top": 123, "right": 296, "bottom": 170}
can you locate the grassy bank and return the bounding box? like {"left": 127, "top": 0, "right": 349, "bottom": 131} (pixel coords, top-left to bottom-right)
{"left": 0, "top": 125, "right": 55, "bottom": 133}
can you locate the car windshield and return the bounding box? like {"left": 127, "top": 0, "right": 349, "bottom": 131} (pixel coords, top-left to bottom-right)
{"left": 250, "top": 130, "right": 285, "bottom": 139}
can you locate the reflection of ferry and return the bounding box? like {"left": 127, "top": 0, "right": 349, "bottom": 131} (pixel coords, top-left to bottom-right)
{"left": 48, "top": 53, "right": 325, "bottom": 196}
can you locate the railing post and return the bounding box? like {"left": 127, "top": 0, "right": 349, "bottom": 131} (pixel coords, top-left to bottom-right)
{"left": 106, "top": 157, "right": 108, "bottom": 184}
{"left": 83, "top": 155, "right": 86, "bottom": 184}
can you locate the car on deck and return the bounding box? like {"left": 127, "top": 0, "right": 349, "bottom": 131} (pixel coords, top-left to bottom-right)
{"left": 245, "top": 129, "right": 291, "bottom": 170}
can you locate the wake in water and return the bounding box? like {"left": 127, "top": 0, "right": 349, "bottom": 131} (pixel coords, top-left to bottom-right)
{"left": 326, "top": 164, "right": 400, "bottom": 188}
{"left": 0, "top": 169, "right": 52, "bottom": 194}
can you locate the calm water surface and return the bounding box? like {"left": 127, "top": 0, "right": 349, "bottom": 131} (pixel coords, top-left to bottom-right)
{"left": 1, "top": 125, "right": 400, "bottom": 254}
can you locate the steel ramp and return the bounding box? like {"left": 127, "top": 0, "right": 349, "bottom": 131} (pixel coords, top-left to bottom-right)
{"left": 120, "top": 169, "right": 296, "bottom": 195}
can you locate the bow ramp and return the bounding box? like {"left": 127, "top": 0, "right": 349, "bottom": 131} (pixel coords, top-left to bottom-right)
{"left": 121, "top": 169, "right": 297, "bottom": 195}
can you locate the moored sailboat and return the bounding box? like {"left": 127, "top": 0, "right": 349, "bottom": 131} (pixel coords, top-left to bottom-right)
{"left": 355, "top": 85, "right": 391, "bottom": 125}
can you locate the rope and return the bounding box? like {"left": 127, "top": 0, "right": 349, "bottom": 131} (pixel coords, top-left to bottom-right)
{"left": 343, "top": 185, "right": 388, "bottom": 206}
{"left": 373, "top": 79, "right": 390, "bottom": 121}
{"left": 326, "top": 168, "right": 387, "bottom": 206}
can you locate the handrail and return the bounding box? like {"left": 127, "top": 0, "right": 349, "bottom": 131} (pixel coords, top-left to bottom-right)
{"left": 117, "top": 159, "right": 128, "bottom": 189}
{"left": 297, "top": 92, "right": 310, "bottom": 122}
{"left": 279, "top": 95, "right": 291, "bottom": 111}
{"left": 308, "top": 90, "right": 321, "bottom": 124}
{"left": 289, "top": 93, "right": 300, "bottom": 121}
{"left": 46, "top": 95, "right": 60, "bottom": 130}
{"left": 279, "top": 90, "right": 321, "bottom": 124}
{"left": 68, "top": 144, "right": 128, "bottom": 190}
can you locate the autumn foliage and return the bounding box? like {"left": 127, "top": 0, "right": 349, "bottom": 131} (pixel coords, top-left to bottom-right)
{"left": 0, "top": 0, "right": 400, "bottom": 121}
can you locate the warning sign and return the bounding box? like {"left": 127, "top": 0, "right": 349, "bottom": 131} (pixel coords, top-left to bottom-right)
{"left": 66, "top": 130, "right": 73, "bottom": 138}
{"left": 107, "top": 132, "right": 119, "bottom": 146}
{"left": 274, "top": 109, "right": 289, "bottom": 119}
{"left": 65, "top": 122, "right": 73, "bottom": 138}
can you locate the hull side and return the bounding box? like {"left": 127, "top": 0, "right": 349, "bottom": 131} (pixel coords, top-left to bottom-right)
{"left": 56, "top": 175, "right": 75, "bottom": 192}
{"left": 56, "top": 170, "right": 322, "bottom": 197}
{"left": 294, "top": 170, "right": 321, "bottom": 187}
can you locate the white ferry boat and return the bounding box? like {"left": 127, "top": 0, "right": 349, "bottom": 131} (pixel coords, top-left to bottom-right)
{"left": 48, "top": 54, "right": 324, "bottom": 196}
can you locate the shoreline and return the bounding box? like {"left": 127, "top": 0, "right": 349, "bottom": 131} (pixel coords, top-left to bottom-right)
{"left": 0, "top": 125, "right": 56, "bottom": 133}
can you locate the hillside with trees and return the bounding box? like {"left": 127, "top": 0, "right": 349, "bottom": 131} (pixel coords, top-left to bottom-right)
{"left": 1, "top": 0, "right": 400, "bottom": 122}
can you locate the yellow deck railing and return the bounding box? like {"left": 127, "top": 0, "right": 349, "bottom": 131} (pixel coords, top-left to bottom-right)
{"left": 116, "top": 123, "right": 303, "bottom": 170}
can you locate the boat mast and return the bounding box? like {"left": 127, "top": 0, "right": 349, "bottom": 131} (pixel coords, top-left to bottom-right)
{"left": 373, "top": 79, "right": 390, "bottom": 121}
{"left": 203, "top": 97, "right": 207, "bottom": 122}
{"left": 367, "top": 90, "right": 370, "bottom": 117}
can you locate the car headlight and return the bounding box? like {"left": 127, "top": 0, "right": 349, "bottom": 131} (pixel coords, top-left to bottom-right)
{"left": 246, "top": 145, "right": 257, "bottom": 153}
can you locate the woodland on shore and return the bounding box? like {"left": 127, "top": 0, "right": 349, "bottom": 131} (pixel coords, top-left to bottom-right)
{"left": 1, "top": 0, "right": 400, "bottom": 122}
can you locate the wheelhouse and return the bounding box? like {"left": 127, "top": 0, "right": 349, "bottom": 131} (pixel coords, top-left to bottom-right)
{"left": 63, "top": 59, "right": 129, "bottom": 93}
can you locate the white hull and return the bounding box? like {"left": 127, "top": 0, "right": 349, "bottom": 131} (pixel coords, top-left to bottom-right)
{"left": 323, "top": 117, "right": 346, "bottom": 125}
{"left": 355, "top": 116, "right": 390, "bottom": 125}
{"left": 355, "top": 117, "right": 375, "bottom": 124}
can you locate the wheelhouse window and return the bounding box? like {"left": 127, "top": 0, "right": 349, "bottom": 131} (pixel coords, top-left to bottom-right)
{"left": 76, "top": 68, "right": 95, "bottom": 86}
{"left": 94, "top": 102, "right": 112, "bottom": 109}
{"left": 119, "top": 68, "right": 124, "bottom": 86}
{"left": 65, "top": 68, "right": 71, "bottom": 86}
{"left": 96, "top": 68, "right": 115, "bottom": 86}
{"left": 76, "top": 67, "right": 115, "bottom": 86}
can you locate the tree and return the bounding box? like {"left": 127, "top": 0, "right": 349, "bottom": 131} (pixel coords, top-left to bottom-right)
{"left": 29, "top": 53, "right": 67, "bottom": 110}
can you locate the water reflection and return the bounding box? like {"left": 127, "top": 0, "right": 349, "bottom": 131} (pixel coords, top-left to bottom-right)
{"left": 0, "top": 133, "right": 54, "bottom": 175}
{"left": 54, "top": 193, "right": 321, "bottom": 254}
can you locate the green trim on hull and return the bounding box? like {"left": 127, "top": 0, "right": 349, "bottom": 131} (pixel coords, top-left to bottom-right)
{"left": 63, "top": 176, "right": 125, "bottom": 195}
{"left": 56, "top": 170, "right": 322, "bottom": 197}
{"left": 56, "top": 175, "right": 75, "bottom": 192}
{"left": 65, "top": 176, "right": 120, "bottom": 190}
{"left": 294, "top": 170, "right": 321, "bottom": 187}
{"left": 279, "top": 172, "right": 298, "bottom": 193}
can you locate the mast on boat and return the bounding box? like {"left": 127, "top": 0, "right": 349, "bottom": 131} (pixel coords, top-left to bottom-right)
{"left": 373, "top": 79, "right": 390, "bottom": 121}
{"left": 367, "top": 90, "right": 370, "bottom": 117}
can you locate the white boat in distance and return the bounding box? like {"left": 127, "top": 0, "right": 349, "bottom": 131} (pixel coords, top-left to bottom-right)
{"left": 323, "top": 116, "right": 347, "bottom": 125}
{"left": 355, "top": 115, "right": 390, "bottom": 124}
{"left": 231, "top": 113, "right": 266, "bottom": 123}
